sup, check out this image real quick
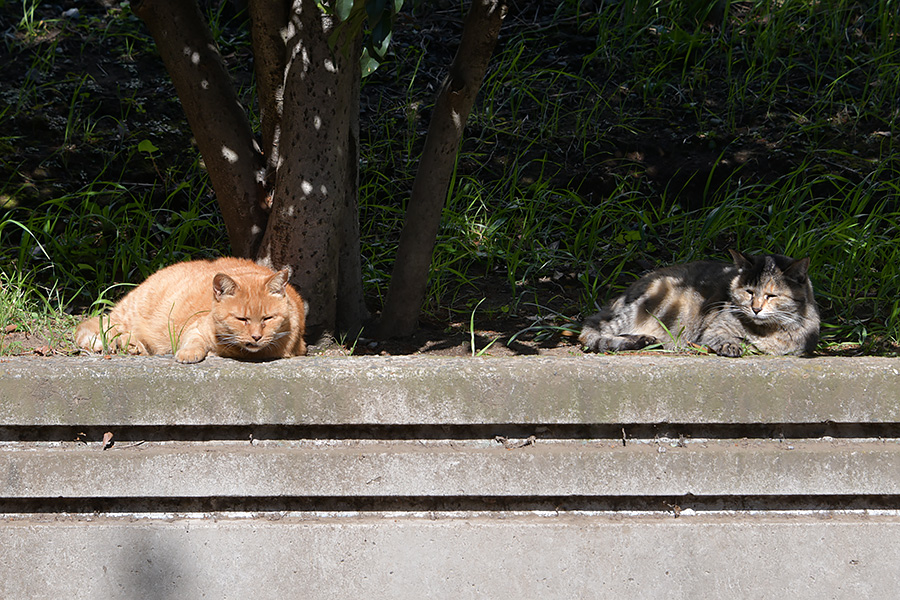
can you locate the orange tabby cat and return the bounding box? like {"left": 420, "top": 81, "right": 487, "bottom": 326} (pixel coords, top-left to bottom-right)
{"left": 75, "top": 257, "right": 307, "bottom": 363}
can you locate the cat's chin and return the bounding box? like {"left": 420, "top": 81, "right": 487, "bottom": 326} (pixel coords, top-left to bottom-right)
{"left": 747, "top": 312, "right": 780, "bottom": 326}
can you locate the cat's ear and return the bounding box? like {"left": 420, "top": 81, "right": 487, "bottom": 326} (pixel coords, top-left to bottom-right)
{"left": 266, "top": 267, "right": 291, "bottom": 297}
{"left": 784, "top": 257, "right": 810, "bottom": 282}
{"left": 728, "top": 249, "right": 752, "bottom": 270}
{"left": 213, "top": 273, "right": 238, "bottom": 301}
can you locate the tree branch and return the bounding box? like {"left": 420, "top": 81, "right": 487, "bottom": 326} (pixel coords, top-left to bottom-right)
{"left": 248, "top": 0, "right": 290, "bottom": 193}
{"left": 375, "top": 0, "right": 508, "bottom": 338}
{"left": 133, "top": 0, "right": 268, "bottom": 257}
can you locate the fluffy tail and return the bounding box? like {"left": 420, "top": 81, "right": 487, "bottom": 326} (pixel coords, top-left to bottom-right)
{"left": 578, "top": 309, "right": 614, "bottom": 351}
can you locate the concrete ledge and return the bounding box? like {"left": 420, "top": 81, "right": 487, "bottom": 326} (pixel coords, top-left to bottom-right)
{"left": 2, "top": 355, "right": 900, "bottom": 425}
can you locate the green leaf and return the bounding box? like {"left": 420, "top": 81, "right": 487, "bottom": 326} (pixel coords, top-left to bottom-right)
{"left": 370, "top": 17, "right": 393, "bottom": 57}
{"left": 137, "top": 139, "right": 159, "bottom": 155}
{"left": 334, "top": 0, "right": 355, "bottom": 21}
{"left": 360, "top": 47, "right": 380, "bottom": 77}
{"left": 614, "top": 230, "right": 641, "bottom": 245}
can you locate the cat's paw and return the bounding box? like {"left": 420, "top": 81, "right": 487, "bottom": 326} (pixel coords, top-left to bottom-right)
{"left": 616, "top": 334, "right": 658, "bottom": 351}
{"left": 711, "top": 342, "right": 743, "bottom": 357}
{"left": 74, "top": 319, "right": 104, "bottom": 352}
{"left": 175, "top": 346, "right": 208, "bottom": 364}
{"left": 76, "top": 333, "right": 104, "bottom": 353}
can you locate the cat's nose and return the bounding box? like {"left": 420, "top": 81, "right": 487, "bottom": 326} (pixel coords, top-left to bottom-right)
{"left": 752, "top": 306, "right": 762, "bottom": 314}
{"left": 251, "top": 334, "right": 262, "bottom": 341}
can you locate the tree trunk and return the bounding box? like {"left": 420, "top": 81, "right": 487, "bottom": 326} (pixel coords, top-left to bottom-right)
{"left": 254, "top": 0, "right": 368, "bottom": 340}
{"left": 336, "top": 66, "right": 369, "bottom": 336}
{"left": 374, "top": 0, "right": 508, "bottom": 338}
{"left": 133, "top": 0, "right": 268, "bottom": 258}
{"left": 248, "top": 0, "right": 290, "bottom": 187}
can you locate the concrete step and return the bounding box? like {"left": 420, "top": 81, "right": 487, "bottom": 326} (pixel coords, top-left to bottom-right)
{"left": 3, "top": 516, "right": 899, "bottom": 598}
{"left": 2, "top": 354, "right": 900, "bottom": 597}
{"left": 3, "top": 440, "right": 899, "bottom": 498}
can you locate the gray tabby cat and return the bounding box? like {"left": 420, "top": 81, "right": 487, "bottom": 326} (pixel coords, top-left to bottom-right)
{"left": 579, "top": 250, "right": 820, "bottom": 357}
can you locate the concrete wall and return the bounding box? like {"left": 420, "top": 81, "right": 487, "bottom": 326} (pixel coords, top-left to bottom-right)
{"left": 2, "top": 355, "right": 899, "bottom": 598}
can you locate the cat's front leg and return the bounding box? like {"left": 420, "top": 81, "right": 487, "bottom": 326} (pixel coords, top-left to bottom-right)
{"left": 702, "top": 328, "right": 745, "bottom": 356}
{"left": 175, "top": 342, "right": 209, "bottom": 363}
{"left": 701, "top": 314, "right": 746, "bottom": 357}
{"left": 174, "top": 329, "right": 211, "bottom": 363}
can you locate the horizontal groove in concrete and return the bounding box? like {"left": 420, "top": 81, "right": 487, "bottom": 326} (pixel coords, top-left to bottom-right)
{"left": 2, "top": 517, "right": 899, "bottom": 598}
{"left": 5, "top": 423, "right": 899, "bottom": 443}
{"left": 4, "top": 441, "right": 899, "bottom": 498}
{"left": 4, "top": 495, "right": 900, "bottom": 515}
{"left": 2, "top": 355, "right": 899, "bottom": 426}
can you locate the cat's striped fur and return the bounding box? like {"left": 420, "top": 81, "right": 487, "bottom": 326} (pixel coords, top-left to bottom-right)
{"left": 579, "top": 250, "right": 819, "bottom": 357}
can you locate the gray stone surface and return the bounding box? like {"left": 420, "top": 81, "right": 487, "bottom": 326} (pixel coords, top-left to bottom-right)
{"left": 3, "top": 441, "right": 900, "bottom": 498}
{"left": 2, "top": 354, "right": 899, "bottom": 597}
{"left": 1, "top": 354, "right": 899, "bottom": 425}
{"left": 2, "top": 516, "right": 899, "bottom": 598}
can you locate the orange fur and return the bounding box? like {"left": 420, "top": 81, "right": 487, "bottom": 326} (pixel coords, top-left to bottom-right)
{"left": 75, "top": 257, "right": 307, "bottom": 363}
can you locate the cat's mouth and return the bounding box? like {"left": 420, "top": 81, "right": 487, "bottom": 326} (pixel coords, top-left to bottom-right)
{"left": 747, "top": 311, "right": 780, "bottom": 326}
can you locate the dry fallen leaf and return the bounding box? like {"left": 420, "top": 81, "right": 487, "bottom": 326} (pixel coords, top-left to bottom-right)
{"left": 102, "top": 431, "right": 114, "bottom": 450}
{"left": 4, "top": 323, "right": 16, "bottom": 334}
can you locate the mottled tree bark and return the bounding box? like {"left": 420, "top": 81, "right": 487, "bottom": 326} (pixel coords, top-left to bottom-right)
{"left": 134, "top": 0, "right": 367, "bottom": 339}
{"left": 133, "top": 0, "right": 268, "bottom": 258}
{"left": 248, "top": 0, "right": 290, "bottom": 184}
{"left": 375, "top": 0, "right": 508, "bottom": 337}
{"left": 254, "top": 0, "right": 368, "bottom": 340}
{"left": 335, "top": 67, "right": 369, "bottom": 336}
